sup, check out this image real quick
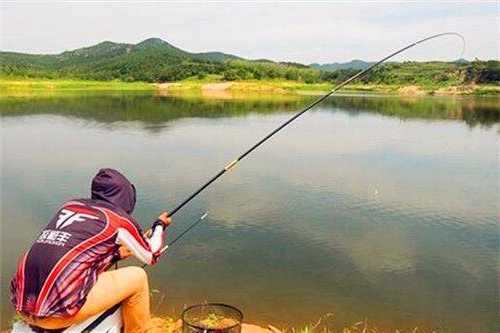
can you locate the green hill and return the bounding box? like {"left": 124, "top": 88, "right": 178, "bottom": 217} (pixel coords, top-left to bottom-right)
{"left": 311, "top": 59, "right": 374, "bottom": 71}
{"left": 192, "top": 52, "right": 241, "bottom": 62}
{"left": 0, "top": 38, "right": 319, "bottom": 82}
{"left": 1, "top": 38, "right": 499, "bottom": 87}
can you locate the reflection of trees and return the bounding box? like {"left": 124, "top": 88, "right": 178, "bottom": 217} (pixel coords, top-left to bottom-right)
{"left": 323, "top": 95, "right": 500, "bottom": 129}
{"left": 0, "top": 93, "right": 310, "bottom": 130}
{"left": 0, "top": 93, "right": 498, "bottom": 130}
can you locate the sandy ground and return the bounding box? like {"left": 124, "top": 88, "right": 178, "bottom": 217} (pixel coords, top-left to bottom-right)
{"left": 151, "top": 317, "right": 281, "bottom": 333}
{"left": 434, "top": 84, "right": 476, "bottom": 95}
{"left": 201, "top": 82, "right": 234, "bottom": 91}
{"left": 397, "top": 85, "right": 426, "bottom": 96}
{"left": 156, "top": 83, "right": 178, "bottom": 90}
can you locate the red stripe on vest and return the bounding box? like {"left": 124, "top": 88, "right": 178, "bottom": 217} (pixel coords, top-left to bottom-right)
{"left": 100, "top": 208, "right": 150, "bottom": 250}
{"left": 34, "top": 218, "right": 113, "bottom": 315}
{"left": 16, "top": 252, "right": 28, "bottom": 311}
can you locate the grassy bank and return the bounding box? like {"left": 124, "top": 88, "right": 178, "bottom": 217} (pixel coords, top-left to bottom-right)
{"left": 1, "top": 77, "right": 499, "bottom": 98}
{"left": 0, "top": 78, "right": 155, "bottom": 97}
{"left": 156, "top": 76, "right": 500, "bottom": 96}
{"left": 157, "top": 76, "right": 332, "bottom": 94}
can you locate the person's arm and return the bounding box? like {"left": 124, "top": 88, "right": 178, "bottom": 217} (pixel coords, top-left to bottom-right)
{"left": 116, "top": 212, "right": 172, "bottom": 265}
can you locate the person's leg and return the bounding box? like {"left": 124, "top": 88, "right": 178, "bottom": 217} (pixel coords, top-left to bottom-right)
{"left": 24, "top": 266, "right": 152, "bottom": 333}
{"left": 75, "top": 266, "right": 152, "bottom": 333}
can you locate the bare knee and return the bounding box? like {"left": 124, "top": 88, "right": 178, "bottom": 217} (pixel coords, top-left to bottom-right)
{"left": 123, "top": 266, "right": 149, "bottom": 291}
{"left": 127, "top": 266, "right": 147, "bottom": 279}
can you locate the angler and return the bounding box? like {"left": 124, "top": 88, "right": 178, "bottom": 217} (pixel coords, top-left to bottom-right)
{"left": 10, "top": 168, "right": 171, "bottom": 333}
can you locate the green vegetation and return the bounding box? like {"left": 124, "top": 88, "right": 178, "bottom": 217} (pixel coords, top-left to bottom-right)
{"left": 156, "top": 76, "right": 332, "bottom": 94}
{"left": 0, "top": 38, "right": 319, "bottom": 83}
{"left": 320, "top": 60, "right": 500, "bottom": 87}
{"left": 311, "top": 59, "right": 373, "bottom": 71}
{"left": 0, "top": 78, "right": 154, "bottom": 94}
{"left": 1, "top": 38, "right": 498, "bottom": 94}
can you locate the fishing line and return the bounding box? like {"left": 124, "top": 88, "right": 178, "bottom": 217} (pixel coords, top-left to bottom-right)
{"left": 161, "top": 212, "right": 208, "bottom": 253}
{"left": 141, "top": 213, "right": 208, "bottom": 267}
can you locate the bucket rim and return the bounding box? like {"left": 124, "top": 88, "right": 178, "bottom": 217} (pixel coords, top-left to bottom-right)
{"left": 182, "top": 302, "right": 244, "bottom": 331}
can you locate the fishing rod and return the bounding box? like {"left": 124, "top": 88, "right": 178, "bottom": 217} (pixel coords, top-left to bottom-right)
{"left": 163, "top": 32, "right": 464, "bottom": 241}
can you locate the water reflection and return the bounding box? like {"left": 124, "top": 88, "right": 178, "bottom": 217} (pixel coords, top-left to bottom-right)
{"left": 323, "top": 94, "right": 500, "bottom": 129}
{"left": 1, "top": 93, "right": 498, "bottom": 332}
{"left": 1, "top": 93, "right": 498, "bottom": 130}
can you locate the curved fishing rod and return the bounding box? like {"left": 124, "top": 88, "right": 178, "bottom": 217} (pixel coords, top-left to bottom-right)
{"left": 150, "top": 32, "right": 465, "bottom": 262}
{"left": 165, "top": 32, "right": 464, "bottom": 220}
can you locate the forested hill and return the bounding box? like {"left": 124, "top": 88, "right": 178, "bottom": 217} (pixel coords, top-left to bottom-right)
{"left": 0, "top": 37, "right": 322, "bottom": 82}
{"left": 1, "top": 38, "right": 499, "bottom": 86}
{"left": 0, "top": 38, "right": 247, "bottom": 82}
{"left": 310, "top": 60, "right": 374, "bottom": 71}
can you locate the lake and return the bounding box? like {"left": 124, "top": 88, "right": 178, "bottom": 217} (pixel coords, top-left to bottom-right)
{"left": 0, "top": 92, "right": 498, "bottom": 332}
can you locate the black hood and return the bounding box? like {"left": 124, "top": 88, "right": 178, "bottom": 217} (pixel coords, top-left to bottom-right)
{"left": 91, "top": 168, "right": 136, "bottom": 214}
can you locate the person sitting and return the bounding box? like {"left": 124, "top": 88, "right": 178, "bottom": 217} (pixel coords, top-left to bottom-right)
{"left": 11, "top": 168, "right": 171, "bottom": 333}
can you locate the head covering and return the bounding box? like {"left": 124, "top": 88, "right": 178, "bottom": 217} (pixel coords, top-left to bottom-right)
{"left": 91, "top": 168, "right": 136, "bottom": 214}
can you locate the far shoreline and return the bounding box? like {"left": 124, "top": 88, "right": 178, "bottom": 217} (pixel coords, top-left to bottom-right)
{"left": 0, "top": 77, "right": 499, "bottom": 98}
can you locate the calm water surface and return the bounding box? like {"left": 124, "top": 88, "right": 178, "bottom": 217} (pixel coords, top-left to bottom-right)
{"left": 1, "top": 93, "right": 498, "bottom": 332}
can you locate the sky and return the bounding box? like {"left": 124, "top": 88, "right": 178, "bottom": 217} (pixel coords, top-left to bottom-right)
{"left": 0, "top": 1, "right": 498, "bottom": 64}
